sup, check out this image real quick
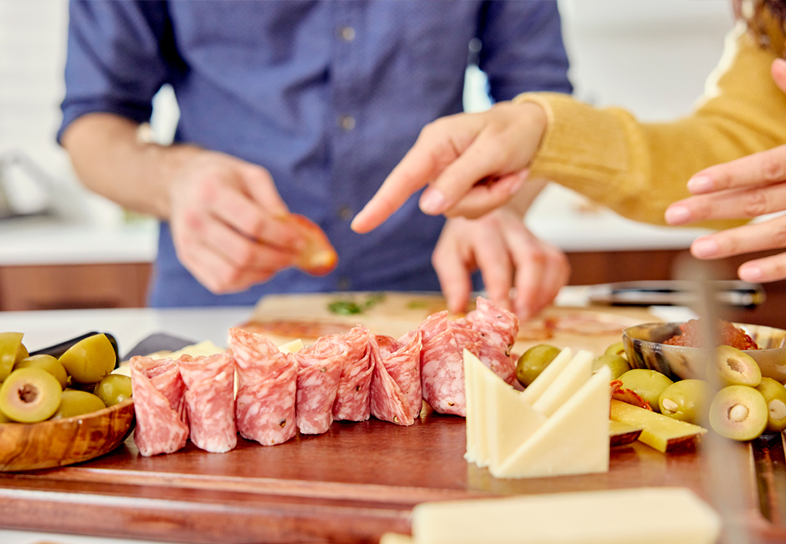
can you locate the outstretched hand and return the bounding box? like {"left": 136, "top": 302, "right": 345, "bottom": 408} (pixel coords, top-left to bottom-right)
{"left": 665, "top": 59, "right": 786, "bottom": 282}
{"left": 351, "top": 102, "right": 547, "bottom": 233}
{"left": 434, "top": 207, "right": 570, "bottom": 320}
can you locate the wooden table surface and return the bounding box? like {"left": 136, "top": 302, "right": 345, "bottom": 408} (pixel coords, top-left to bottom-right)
{"left": 0, "top": 294, "right": 784, "bottom": 543}
{"left": 0, "top": 403, "right": 785, "bottom": 544}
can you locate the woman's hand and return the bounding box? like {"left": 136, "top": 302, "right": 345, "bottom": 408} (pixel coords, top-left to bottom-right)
{"left": 434, "top": 207, "right": 570, "bottom": 319}
{"left": 351, "top": 101, "right": 547, "bottom": 234}
{"left": 664, "top": 59, "right": 786, "bottom": 282}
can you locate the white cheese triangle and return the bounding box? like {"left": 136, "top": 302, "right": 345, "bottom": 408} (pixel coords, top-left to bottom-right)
{"left": 531, "top": 350, "right": 593, "bottom": 417}
{"left": 492, "top": 366, "right": 610, "bottom": 479}
{"left": 520, "top": 347, "right": 573, "bottom": 405}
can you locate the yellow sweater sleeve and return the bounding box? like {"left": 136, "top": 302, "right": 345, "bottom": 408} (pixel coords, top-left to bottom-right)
{"left": 514, "top": 23, "right": 786, "bottom": 229}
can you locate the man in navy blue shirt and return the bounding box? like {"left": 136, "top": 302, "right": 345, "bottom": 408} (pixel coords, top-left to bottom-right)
{"left": 59, "top": 1, "right": 572, "bottom": 316}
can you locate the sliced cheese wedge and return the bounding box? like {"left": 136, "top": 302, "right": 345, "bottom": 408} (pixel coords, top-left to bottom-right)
{"left": 278, "top": 338, "right": 304, "bottom": 354}
{"left": 610, "top": 399, "right": 707, "bottom": 453}
{"left": 493, "top": 366, "right": 610, "bottom": 479}
{"left": 411, "top": 487, "right": 721, "bottom": 544}
{"left": 531, "top": 350, "right": 593, "bottom": 417}
{"left": 462, "top": 350, "right": 546, "bottom": 472}
{"left": 520, "top": 347, "right": 573, "bottom": 405}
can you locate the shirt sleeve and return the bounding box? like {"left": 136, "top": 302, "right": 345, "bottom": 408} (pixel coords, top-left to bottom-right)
{"left": 477, "top": 1, "right": 573, "bottom": 101}
{"left": 58, "top": 0, "right": 174, "bottom": 143}
{"left": 514, "top": 24, "right": 786, "bottom": 230}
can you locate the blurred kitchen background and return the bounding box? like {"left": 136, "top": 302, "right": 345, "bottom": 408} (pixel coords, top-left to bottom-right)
{"left": 3, "top": 0, "right": 778, "bottom": 322}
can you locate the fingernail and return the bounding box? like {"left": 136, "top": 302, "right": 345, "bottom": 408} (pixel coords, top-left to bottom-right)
{"left": 508, "top": 172, "right": 527, "bottom": 196}
{"left": 665, "top": 205, "right": 691, "bottom": 225}
{"left": 740, "top": 265, "right": 763, "bottom": 281}
{"left": 687, "top": 175, "right": 713, "bottom": 193}
{"left": 775, "top": 58, "right": 786, "bottom": 71}
{"left": 692, "top": 238, "right": 719, "bottom": 258}
{"left": 420, "top": 187, "right": 448, "bottom": 215}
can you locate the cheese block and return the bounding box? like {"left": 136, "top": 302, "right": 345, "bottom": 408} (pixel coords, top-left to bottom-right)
{"left": 278, "top": 338, "right": 304, "bottom": 354}
{"left": 610, "top": 400, "right": 707, "bottom": 453}
{"left": 520, "top": 347, "right": 573, "bottom": 405}
{"left": 461, "top": 351, "right": 546, "bottom": 471}
{"left": 609, "top": 420, "right": 644, "bottom": 447}
{"left": 531, "top": 350, "right": 593, "bottom": 417}
{"left": 410, "top": 487, "right": 721, "bottom": 544}
{"left": 493, "top": 366, "right": 610, "bottom": 479}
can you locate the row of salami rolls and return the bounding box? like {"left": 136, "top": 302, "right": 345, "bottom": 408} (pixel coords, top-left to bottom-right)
{"left": 130, "top": 296, "right": 518, "bottom": 456}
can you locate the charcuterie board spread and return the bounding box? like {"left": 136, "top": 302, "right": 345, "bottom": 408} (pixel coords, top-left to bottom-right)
{"left": 0, "top": 292, "right": 785, "bottom": 544}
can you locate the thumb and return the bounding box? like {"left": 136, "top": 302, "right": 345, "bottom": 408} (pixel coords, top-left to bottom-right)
{"left": 241, "top": 162, "right": 289, "bottom": 217}
{"left": 772, "top": 58, "right": 786, "bottom": 94}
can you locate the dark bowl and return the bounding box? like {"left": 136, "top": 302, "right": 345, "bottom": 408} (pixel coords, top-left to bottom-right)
{"left": 622, "top": 322, "right": 786, "bottom": 382}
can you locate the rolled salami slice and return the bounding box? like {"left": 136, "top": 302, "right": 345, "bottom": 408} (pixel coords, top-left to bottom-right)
{"left": 130, "top": 356, "right": 189, "bottom": 457}
{"left": 229, "top": 327, "right": 298, "bottom": 446}
{"left": 178, "top": 353, "right": 237, "bottom": 453}
{"left": 333, "top": 326, "right": 375, "bottom": 421}
{"left": 418, "top": 297, "right": 519, "bottom": 416}
{"left": 295, "top": 335, "right": 348, "bottom": 435}
{"left": 371, "top": 331, "right": 423, "bottom": 423}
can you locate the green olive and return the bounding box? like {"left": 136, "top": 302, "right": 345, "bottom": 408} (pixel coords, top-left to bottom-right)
{"left": 0, "top": 367, "right": 62, "bottom": 423}
{"left": 658, "top": 379, "right": 711, "bottom": 425}
{"left": 58, "top": 333, "right": 116, "bottom": 384}
{"left": 707, "top": 345, "right": 761, "bottom": 388}
{"left": 592, "top": 354, "right": 630, "bottom": 380}
{"left": 94, "top": 374, "right": 132, "bottom": 407}
{"left": 516, "top": 344, "right": 561, "bottom": 387}
{"left": 604, "top": 341, "right": 627, "bottom": 361}
{"left": 0, "top": 332, "right": 28, "bottom": 382}
{"left": 709, "top": 385, "right": 768, "bottom": 441}
{"left": 15, "top": 354, "right": 69, "bottom": 389}
{"left": 50, "top": 389, "right": 106, "bottom": 420}
{"left": 617, "top": 369, "right": 674, "bottom": 413}
{"left": 756, "top": 377, "right": 786, "bottom": 432}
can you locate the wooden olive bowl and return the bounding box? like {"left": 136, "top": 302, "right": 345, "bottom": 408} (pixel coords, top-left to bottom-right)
{"left": 0, "top": 397, "right": 135, "bottom": 471}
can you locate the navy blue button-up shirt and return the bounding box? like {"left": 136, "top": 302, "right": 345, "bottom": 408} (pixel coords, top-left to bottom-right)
{"left": 60, "top": 0, "right": 572, "bottom": 307}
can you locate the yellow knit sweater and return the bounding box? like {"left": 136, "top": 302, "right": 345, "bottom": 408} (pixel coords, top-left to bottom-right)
{"left": 514, "top": 23, "right": 786, "bottom": 229}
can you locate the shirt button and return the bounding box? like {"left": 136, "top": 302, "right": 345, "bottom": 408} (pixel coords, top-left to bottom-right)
{"left": 337, "top": 277, "right": 352, "bottom": 291}
{"left": 337, "top": 205, "right": 353, "bottom": 221}
{"left": 338, "top": 26, "right": 355, "bottom": 42}
{"left": 338, "top": 115, "right": 356, "bottom": 131}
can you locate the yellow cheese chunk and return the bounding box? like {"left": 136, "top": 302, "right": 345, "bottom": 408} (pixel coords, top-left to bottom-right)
{"left": 610, "top": 399, "right": 707, "bottom": 453}
{"left": 532, "top": 350, "right": 593, "bottom": 417}
{"left": 493, "top": 366, "right": 610, "bottom": 479}
{"left": 520, "top": 347, "right": 573, "bottom": 405}
{"left": 379, "top": 533, "right": 414, "bottom": 544}
{"left": 278, "top": 338, "right": 304, "bottom": 354}
{"left": 411, "top": 487, "right": 720, "bottom": 544}
{"left": 157, "top": 340, "right": 225, "bottom": 360}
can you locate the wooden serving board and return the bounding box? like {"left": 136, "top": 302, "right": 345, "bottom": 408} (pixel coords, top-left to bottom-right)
{"left": 246, "top": 291, "right": 660, "bottom": 357}
{"left": 0, "top": 293, "right": 783, "bottom": 543}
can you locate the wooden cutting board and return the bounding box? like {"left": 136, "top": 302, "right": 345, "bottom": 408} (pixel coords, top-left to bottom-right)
{"left": 245, "top": 291, "right": 661, "bottom": 356}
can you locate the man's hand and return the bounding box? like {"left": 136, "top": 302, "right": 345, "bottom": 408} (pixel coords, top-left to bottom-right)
{"left": 664, "top": 59, "right": 786, "bottom": 283}
{"left": 169, "top": 150, "right": 309, "bottom": 293}
{"left": 351, "top": 101, "right": 547, "bottom": 233}
{"left": 434, "top": 207, "right": 570, "bottom": 319}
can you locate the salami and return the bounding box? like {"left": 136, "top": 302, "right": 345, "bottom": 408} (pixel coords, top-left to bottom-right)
{"left": 178, "top": 353, "right": 237, "bottom": 453}
{"left": 333, "top": 326, "right": 375, "bottom": 421}
{"left": 130, "top": 356, "right": 189, "bottom": 457}
{"left": 370, "top": 331, "right": 423, "bottom": 424}
{"left": 229, "top": 327, "right": 298, "bottom": 446}
{"left": 295, "top": 335, "right": 348, "bottom": 434}
{"left": 418, "top": 297, "right": 519, "bottom": 416}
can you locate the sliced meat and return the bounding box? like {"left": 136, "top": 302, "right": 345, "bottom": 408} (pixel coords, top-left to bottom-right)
{"left": 370, "top": 330, "right": 423, "bottom": 425}
{"left": 229, "top": 327, "right": 298, "bottom": 446}
{"left": 178, "top": 352, "right": 237, "bottom": 453}
{"left": 295, "top": 335, "right": 348, "bottom": 434}
{"left": 130, "top": 356, "right": 189, "bottom": 457}
{"left": 332, "top": 326, "right": 375, "bottom": 421}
